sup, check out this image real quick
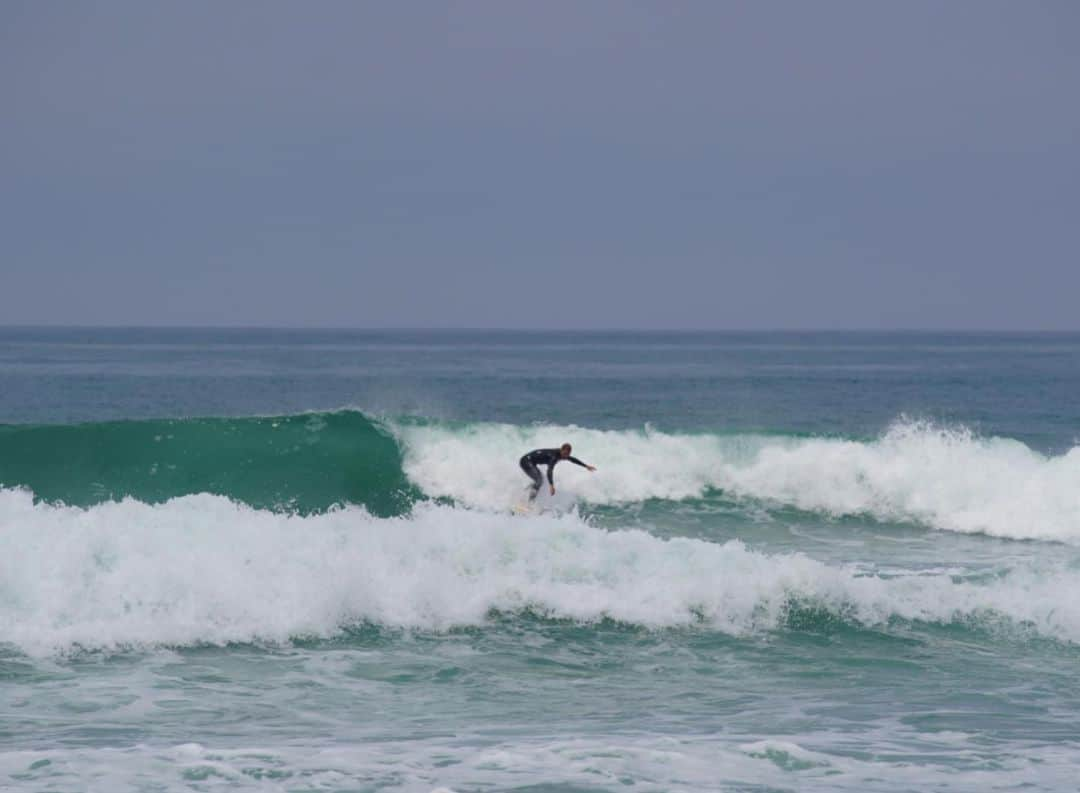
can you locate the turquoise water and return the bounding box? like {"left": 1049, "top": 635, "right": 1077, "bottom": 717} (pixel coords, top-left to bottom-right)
{"left": 2, "top": 329, "right": 1080, "bottom": 791}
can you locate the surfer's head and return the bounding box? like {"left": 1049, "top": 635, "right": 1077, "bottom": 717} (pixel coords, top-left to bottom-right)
{"left": 560, "top": 443, "right": 572, "bottom": 458}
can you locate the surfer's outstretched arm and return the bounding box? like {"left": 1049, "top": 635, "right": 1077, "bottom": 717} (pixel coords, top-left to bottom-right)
{"left": 568, "top": 456, "right": 597, "bottom": 472}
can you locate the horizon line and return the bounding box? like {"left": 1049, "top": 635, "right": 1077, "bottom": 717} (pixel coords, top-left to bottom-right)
{"left": 2, "top": 324, "right": 1080, "bottom": 334}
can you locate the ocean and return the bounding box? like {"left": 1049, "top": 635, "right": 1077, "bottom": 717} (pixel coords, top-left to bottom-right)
{"left": 2, "top": 328, "right": 1079, "bottom": 792}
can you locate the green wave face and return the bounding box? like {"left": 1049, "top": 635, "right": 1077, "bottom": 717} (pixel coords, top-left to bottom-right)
{"left": 0, "top": 411, "right": 416, "bottom": 516}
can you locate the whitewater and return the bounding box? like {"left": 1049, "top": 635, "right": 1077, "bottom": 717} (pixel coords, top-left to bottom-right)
{"left": 395, "top": 416, "right": 1080, "bottom": 541}
{"left": 5, "top": 489, "right": 1080, "bottom": 657}
{"left": 4, "top": 328, "right": 1080, "bottom": 792}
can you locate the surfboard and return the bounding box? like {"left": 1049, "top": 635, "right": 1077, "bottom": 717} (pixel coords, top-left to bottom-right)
{"left": 511, "top": 502, "right": 535, "bottom": 515}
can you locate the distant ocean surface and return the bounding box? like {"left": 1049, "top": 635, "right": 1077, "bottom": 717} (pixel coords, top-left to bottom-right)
{"left": 3, "top": 328, "right": 1080, "bottom": 792}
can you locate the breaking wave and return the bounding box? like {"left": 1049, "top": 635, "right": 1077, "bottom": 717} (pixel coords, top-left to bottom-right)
{"left": 2, "top": 488, "right": 1079, "bottom": 656}
{"left": 397, "top": 417, "right": 1080, "bottom": 542}
{"left": 3, "top": 411, "right": 1079, "bottom": 542}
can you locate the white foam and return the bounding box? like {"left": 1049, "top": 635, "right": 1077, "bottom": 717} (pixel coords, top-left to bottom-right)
{"left": 2, "top": 733, "right": 1077, "bottom": 793}
{"left": 393, "top": 420, "right": 740, "bottom": 509}
{"left": 4, "top": 487, "right": 1080, "bottom": 655}
{"left": 394, "top": 419, "right": 1080, "bottom": 542}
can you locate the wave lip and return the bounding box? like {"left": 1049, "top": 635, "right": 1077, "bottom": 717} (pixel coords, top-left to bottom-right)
{"left": 3, "top": 489, "right": 1080, "bottom": 656}
{"left": 395, "top": 418, "right": 1080, "bottom": 543}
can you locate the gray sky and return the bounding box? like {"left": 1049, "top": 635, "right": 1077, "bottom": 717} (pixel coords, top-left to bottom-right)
{"left": 2, "top": 1, "right": 1078, "bottom": 329}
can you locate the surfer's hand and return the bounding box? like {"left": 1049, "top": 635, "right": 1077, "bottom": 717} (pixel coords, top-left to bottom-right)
{"left": 550, "top": 485, "right": 556, "bottom": 495}
{"left": 587, "top": 466, "right": 597, "bottom": 472}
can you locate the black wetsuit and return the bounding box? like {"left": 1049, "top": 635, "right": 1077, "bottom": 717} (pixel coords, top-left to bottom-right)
{"left": 519, "top": 448, "right": 590, "bottom": 500}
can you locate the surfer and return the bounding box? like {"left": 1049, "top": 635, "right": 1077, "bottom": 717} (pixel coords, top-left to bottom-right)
{"left": 519, "top": 443, "right": 596, "bottom": 501}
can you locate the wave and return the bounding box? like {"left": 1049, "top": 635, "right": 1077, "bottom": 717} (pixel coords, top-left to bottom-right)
{"left": 4, "top": 410, "right": 1079, "bottom": 542}
{"left": 396, "top": 417, "right": 1080, "bottom": 542}
{"left": 3, "top": 488, "right": 1079, "bottom": 656}
{"left": 0, "top": 412, "right": 415, "bottom": 516}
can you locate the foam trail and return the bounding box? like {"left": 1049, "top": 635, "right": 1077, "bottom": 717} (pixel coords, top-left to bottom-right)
{"left": 5, "top": 735, "right": 1077, "bottom": 793}
{"left": 394, "top": 419, "right": 1080, "bottom": 542}
{"left": 4, "top": 487, "right": 1080, "bottom": 656}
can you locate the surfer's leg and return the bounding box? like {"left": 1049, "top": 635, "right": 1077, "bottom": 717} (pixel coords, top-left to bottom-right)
{"left": 520, "top": 457, "right": 543, "bottom": 501}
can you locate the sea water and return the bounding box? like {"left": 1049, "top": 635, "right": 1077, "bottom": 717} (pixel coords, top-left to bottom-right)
{"left": 2, "top": 329, "right": 1079, "bottom": 791}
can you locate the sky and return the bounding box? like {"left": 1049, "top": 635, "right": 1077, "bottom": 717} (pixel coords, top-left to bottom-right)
{"left": 2, "top": 1, "right": 1078, "bottom": 329}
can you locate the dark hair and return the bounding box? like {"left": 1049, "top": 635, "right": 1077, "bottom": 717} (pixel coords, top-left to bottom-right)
{"left": 561, "top": 443, "right": 572, "bottom": 453}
